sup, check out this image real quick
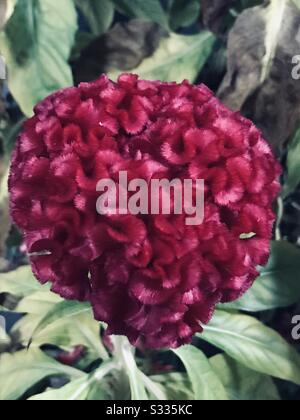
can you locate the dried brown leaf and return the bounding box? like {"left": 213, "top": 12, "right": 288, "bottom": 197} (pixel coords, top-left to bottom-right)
{"left": 218, "top": 2, "right": 300, "bottom": 152}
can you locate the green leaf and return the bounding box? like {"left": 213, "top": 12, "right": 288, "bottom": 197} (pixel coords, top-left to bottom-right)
{"left": 108, "top": 31, "right": 215, "bottom": 83}
{"left": 200, "top": 310, "right": 300, "bottom": 385}
{"left": 30, "top": 376, "right": 90, "bottom": 401}
{"left": 14, "top": 309, "right": 108, "bottom": 361}
{"left": 173, "top": 345, "right": 228, "bottom": 400}
{"left": 139, "top": 371, "right": 167, "bottom": 400}
{"left": 12, "top": 289, "right": 108, "bottom": 360}
{"left": 210, "top": 354, "right": 280, "bottom": 400}
{"left": 4, "top": 0, "right": 35, "bottom": 65}
{"left": 112, "top": 336, "right": 148, "bottom": 400}
{"left": 221, "top": 241, "right": 300, "bottom": 312}
{"left": 75, "top": 0, "right": 114, "bottom": 36}
{"left": 15, "top": 291, "right": 63, "bottom": 314}
{"left": 67, "top": 314, "right": 109, "bottom": 360}
{"left": 111, "top": 0, "right": 169, "bottom": 28}
{"left": 11, "top": 314, "right": 44, "bottom": 345}
{"left": 0, "top": 0, "right": 77, "bottom": 116}
{"left": 168, "top": 0, "right": 200, "bottom": 30}
{"left": 0, "top": 348, "right": 83, "bottom": 400}
{"left": 151, "top": 372, "right": 194, "bottom": 400}
{"left": 30, "top": 300, "right": 93, "bottom": 345}
{"left": 0, "top": 0, "right": 8, "bottom": 29}
{"left": 29, "top": 361, "right": 116, "bottom": 400}
{"left": 86, "top": 377, "right": 114, "bottom": 400}
{"left": 0, "top": 266, "right": 48, "bottom": 297}
{"left": 293, "top": 0, "right": 300, "bottom": 8}
{"left": 283, "top": 126, "right": 300, "bottom": 197}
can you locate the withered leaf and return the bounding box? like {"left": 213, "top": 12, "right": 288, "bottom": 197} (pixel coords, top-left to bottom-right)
{"left": 218, "top": 1, "right": 300, "bottom": 153}
{"left": 73, "top": 19, "right": 167, "bottom": 84}
{"left": 201, "top": 0, "right": 235, "bottom": 33}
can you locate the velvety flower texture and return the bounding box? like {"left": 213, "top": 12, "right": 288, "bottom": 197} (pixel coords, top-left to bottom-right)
{"left": 9, "top": 74, "right": 281, "bottom": 349}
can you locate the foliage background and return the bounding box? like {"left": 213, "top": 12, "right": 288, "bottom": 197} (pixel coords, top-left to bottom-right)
{"left": 0, "top": 0, "right": 300, "bottom": 401}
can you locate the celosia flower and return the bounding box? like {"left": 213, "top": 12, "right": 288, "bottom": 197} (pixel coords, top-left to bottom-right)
{"left": 9, "top": 74, "right": 281, "bottom": 349}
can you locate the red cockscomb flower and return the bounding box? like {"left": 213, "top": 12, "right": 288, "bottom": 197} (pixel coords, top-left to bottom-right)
{"left": 9, "top": 74, "right": 281, "bottom": 349}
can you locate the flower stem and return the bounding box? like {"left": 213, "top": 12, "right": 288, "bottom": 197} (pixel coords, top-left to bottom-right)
{"left": 111, "top": 335, "right": 148, "bottom": 400}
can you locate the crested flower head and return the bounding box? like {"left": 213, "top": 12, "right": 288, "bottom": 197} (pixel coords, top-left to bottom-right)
{"left": 9, "top": 74, "right": 281, "bottom": 349}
